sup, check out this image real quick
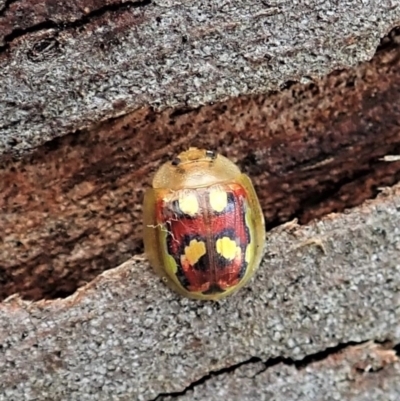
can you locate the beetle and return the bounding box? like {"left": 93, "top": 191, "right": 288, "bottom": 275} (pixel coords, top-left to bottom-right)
{"left": 143, "top": 147, "right": 265, "bottom": 300}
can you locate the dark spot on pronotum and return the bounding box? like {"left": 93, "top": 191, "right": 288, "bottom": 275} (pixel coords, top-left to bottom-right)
{"left": 206, "top": 150, "right": 216, "bottom": 160}
{"left": 171, "top": 157, "right": 181, "bottom": 166}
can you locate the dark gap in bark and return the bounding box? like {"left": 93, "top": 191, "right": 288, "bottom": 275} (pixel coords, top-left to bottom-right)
{"left": 0, "top": 0, "right": 152, "bottom": 52}
{"left": 0, "top": 28, "right": 400, "bottom": 301}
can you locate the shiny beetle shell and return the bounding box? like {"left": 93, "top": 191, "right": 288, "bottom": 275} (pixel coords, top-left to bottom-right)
{"left": 143, "top": 147, "right": 265, "bottom": 300}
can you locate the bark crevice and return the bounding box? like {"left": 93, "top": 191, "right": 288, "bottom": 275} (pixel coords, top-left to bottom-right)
{"left": 149, "top": 340, "right": 400, "bottom": 401}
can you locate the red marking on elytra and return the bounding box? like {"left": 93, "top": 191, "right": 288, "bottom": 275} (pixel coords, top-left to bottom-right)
{"left": 156, "top": 183, "right": 250, "bottom": 293}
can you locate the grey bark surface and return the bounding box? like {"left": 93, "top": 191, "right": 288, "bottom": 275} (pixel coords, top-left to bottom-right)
{"left": 1, "top": 184, "right": 399, "bottom": 401}
{"left": 0, "top": 0, "right": 399, "bottom": 157}
{"left": 165, "top": 342, "right": 400, "bottom": 401}
{"left": 1, "top": 1, "right": 400, "bottom": 400}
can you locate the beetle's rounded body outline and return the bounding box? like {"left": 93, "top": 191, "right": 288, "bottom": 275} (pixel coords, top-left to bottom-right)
{"left": 143, "top": 148, "right": 265, "bottom": 300}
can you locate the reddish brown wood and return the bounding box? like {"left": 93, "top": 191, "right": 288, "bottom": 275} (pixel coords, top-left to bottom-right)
{"left": 0, "top": 0, "right": 142, "bottom": 46}
{"left": 0, "top": 38, "right": 400, "bottom": 301}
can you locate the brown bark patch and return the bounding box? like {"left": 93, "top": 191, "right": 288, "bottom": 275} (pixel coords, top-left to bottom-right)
{"left": 1, "top": 33, "right": 400, "bottom": 301}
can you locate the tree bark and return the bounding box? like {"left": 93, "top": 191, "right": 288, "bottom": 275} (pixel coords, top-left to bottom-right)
{"left": 1, "top": 185, "right": 400, "bottom": 400}
{"left": 0, "top": 1, "right": 400, "bottom": 400}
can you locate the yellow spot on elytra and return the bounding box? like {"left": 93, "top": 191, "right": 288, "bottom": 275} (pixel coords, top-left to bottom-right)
{"left": 183, "top": 239, "right": 206, "bottom": 265}
{"left": 245, "top": 244, "right": 252, "bottom": 264}
{"left": 216, "top": 237, "right": 239, "bottom": 260}
{"left": 209, "top": 189, "right": 228, "bottom": 213}
{"left": 179, "top": 193, "right": 199, "bottom": 216}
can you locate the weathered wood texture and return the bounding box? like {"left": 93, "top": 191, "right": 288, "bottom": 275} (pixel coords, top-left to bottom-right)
{"left": 1, "top": 185, "right": 400, "bottom": 401}
{"left": 1, "top": 1, "right": 400, "bottom": 400}
{"left": 164, "top": 342, "right": 400, "bottom": 401}
{"left": 0, "top": 0, "right": 399, "bottom": 157}
{"left": 1, "top": 34, "right": 400, "bottom": 301}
